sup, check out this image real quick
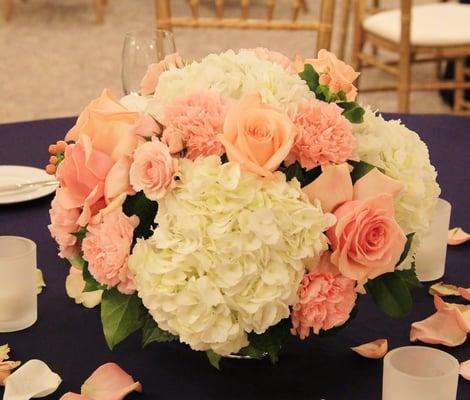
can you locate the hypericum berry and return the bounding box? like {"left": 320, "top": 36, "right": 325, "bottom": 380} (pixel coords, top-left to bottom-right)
{"left": 48, "top": 144, "right": 57, "bottom": 154}
{"left": 49, "top": 155, "right": 58, "bottom": 164}
{"left": 45, "top": 164, "right": 56, "bottom": 174}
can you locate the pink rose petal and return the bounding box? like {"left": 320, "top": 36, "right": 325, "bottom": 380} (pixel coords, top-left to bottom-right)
{"left": 302, "top": 163, "right": 353, "bottom": 213}
{"left": 460, "top": 360, "right": 470, "bottom": 380}
{"left": 81, "top": 363, "right": 142, "bottom": 400}
{"left": 458, "top": 287, "right": 470, "bottom": 301}
{"left": 353, "top": 168, "right": 404, "bottom": 201}
{"left": 60, "top": 393, "right": 88, "bottom": 400}
{"left": 434, "top": 295, "right": 470, "bottom": 332}
{"left": 351, "top": 339, "right": 388, "bottom": 359}
{"left": 448, "top": 227, "right": 470, "bottom": 245}
{"left": 429, "top": 282, "right": 460, "bottom": 297}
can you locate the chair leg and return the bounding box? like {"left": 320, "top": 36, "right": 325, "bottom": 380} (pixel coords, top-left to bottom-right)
{"left": 95, "top": 0, "right": 104, "bottom": 24}
{"left": 454, "top": 57, "right": 465, "bottom": 113}
{"left": 338, "top": 0, "right": 352, "bottom": 61}
{"left": 3, "top": 0, "right": 13, "bottom": 21}
{"left": 397, "top": 55, "right": 411, "bottom": 113}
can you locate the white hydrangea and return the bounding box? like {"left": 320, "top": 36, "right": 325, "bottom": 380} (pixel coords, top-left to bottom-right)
{"left": 352, "top": 109, "right": 441, "bottom": 263}
{"left": 146, "top": 50, "right": 312, "bottom": 119}
{"left": 129, "top": 156, "right": 332, "bottom": 355}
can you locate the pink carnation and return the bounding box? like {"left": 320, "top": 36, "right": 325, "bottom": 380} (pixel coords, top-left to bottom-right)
{"left": 129, "top": 139, "right": 178, "bottom": 201}
{"left": 82, "top": 208, "right": 138, "bottom": 294}
{"left": 238, "top": 48, "right": 294, "bottom": 71}
{"left": 48, "top": 195, "right": 81, "bottom": 259}
{"left": 286, "top": 99, "right": 356, "bottom": 170}
{"left": 291, "top": 252, "right": 357, "bottom": 339}
{"left": 161, "top": 90, "right": 227, "bottom": 159}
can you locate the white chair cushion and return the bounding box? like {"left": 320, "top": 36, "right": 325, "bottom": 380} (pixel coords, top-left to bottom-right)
{"left": 362, "top": 3, "right": 470, "bottom": 46}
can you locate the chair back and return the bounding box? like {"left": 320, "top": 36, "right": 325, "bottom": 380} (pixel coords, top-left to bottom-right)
{"left": 155, "top": 0, "right": 336, "bottom": 52}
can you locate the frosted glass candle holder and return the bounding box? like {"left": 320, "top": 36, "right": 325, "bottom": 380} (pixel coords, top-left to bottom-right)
{"left": 383, "top": 346, "right": 459, "bottom": 400}
{"left": 414, "top": 199, "right": 451, "bottom": 282}
{"left": 0, "top": 236, "right": 37, "bottom": 332}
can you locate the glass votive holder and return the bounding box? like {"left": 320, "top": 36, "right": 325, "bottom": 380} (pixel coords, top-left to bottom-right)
{"left": 383, "top": 346, "right": 459, "bottom": 400}
{"left": 414, "top": 198, "right": 451, "bottom": 282}
{"left": 0, "top": 236, "right": 38, "bottom": 332}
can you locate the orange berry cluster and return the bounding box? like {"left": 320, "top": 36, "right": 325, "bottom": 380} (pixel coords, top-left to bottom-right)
{"left": 45, "top": 140, "right": 67, "bottom": 175}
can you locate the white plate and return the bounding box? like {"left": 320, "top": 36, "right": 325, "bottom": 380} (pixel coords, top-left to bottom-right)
{"left": 0, "top": 165, "right": 58, "bottom": 205}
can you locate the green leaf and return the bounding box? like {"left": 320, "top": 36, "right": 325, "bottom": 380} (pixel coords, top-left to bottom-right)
{"left": 101, "top": 289, "right": 145, "bottom": 350}
{"left": 82, "top": 262, "right": 106, "bottom": 292}
{"left": 284, "top": 161, "right": 304, "bottom": 183}
{"left": 142, "top": 315, "right": 177, "bottom": 347}
{"left": 348, "top": 160, "right": 381, "bottom": 184}
{"left": 395, "top": 263, "right": 423, "bottom": 289}
{"left": 298, "top": 64, "right": 319, "bottom": 92}
{"left": 396, "top": 233, "right": 415, "bottom": 267}
{"left": 366, "top": 273, "right": 413, "bottom": 318}
{"left": 72, "top": 226, "right": 87, "bottom": 240}
{"left": 338, "top": 101, "right": 365, "bottom": 123}
{"left": 280, "top": 162, "right": 321, "bottom": 188}
{"left": 337, "top": 90, "right": 347, "bottom": 102}
{"left": 122, "top": 192, "right": 159, "bottom": 242}
{"left": 237, "top": 344, "right": 267, "bottom": 360}
{"left": 206, "top": 350, "right": 222, "bottom": 370}
{"left": 246, "top": 318, "right": 290, "bottom": 364}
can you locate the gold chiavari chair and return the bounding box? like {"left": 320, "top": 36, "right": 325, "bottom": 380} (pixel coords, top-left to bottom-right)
{"left": 3, "top": 0, "right": 107, "bottom": 23}
{"left": 154, "top": 0, "right": 337, "bottom": 54}
{"left": 351, "top": 0, "right": 470, "bottom": 113}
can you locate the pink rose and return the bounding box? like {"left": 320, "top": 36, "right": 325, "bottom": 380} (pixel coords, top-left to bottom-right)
{"left": 161, "top": 90, "right": 227, "bottom": 159}
{"left": 140, "top": 53, "right": 184, "bottom": 96}
{"left": 129, "top": 139, "right": 178, "bottom": 201}
{"left": 82, "top": 209, "right": 139, "bottom": 294}
{"left": 286, "top": 99, "right": 356, "bottom": 169}
{"left": 64, "top": 89, "right": 144, "bottom": 202}
{"left": 238, "top": 48, "right": 295, "bottom": 71}
{"left": 327, "top": 194, "right": 407, "bottom": 286}
{"left": 291, "top": 252, "right": 357, "bottom": 339}
{"left": 55, "top": 135, "right": 114, "bottom": 226}
{"left": 304, "top": 49, "right": 360, "bottom": 101}
{"left": 48, "top": 195, "right": 81, "bottom": 259}
{"left": 219, "top": 93, "right": 296, "bottom": 177}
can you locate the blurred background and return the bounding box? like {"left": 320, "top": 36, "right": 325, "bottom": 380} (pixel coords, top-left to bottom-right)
{"left": 0, "top": 0, "right": 461, "bottom": 123}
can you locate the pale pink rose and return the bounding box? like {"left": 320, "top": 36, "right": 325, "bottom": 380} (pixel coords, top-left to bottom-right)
{"left": 140, "top": 53, "right": 184, "bottom": 96}
{"left": 82, "top": 209, "right": 139, "bottom": 294}
{"left": 131, "top": 114, "right": 161, "bottom": 138}
{"left": 48, "top": 195, "right": 81, "bottom": 259}
{"left": 327, "top": 194, "right": 407, "bottom": 286}
{"left": 304, "top": 49, "right": 360, "bottom": 101}
{"left": 285, "top": 99, "right": 356, "bottom": 169}
{"left": 238, "top": 48, "right": 294, "bottom": 71}
{"left": 55, "top": 135, "right": 114, "bottom": 226}
{"left": 291, "top": 252, "right": 357, "bottom": 339}
{"left": 64, "top": 89, "right": 144, "bottom": 203}
{"left": 161, "top": 90, "right": 227, "bottom": 159}
{"left": 219, "top": 93, "right": 296, "bottom": 177}
{"left": 129, "top": 139, "right": 178, "bottom": 201}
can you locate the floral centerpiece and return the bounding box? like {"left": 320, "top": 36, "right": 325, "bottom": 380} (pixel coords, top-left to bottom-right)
{"left": 47, "top": 48, "right": 440, "bottom": 367}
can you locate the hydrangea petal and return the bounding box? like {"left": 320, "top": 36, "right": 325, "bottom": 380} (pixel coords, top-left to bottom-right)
{"left": 351, "top": 339, "right": 388, "bottom": 359}
{"left": 81, "top": 363, "right": 142, "bottom": 400}
{"left": 36, "top": 268, "right": 46, "bottom": 294}
{"left": 0, "top": 344, "right": 9, "bottom": 361}
{"left": 448, "top": 227, "right": 470, "bottom": 245}
{"left": 429, "top": 282, "right": 460, "bottom": 297}
{"left": 460, "top": 360, "right": 470, "bottom": 380}
{"left": 3, "top": 359, "right": 62, "bottom": 399}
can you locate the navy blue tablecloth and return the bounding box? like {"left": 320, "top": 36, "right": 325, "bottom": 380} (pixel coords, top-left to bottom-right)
{"left": 0, "top": 114, "right": 469, "bottom": 399}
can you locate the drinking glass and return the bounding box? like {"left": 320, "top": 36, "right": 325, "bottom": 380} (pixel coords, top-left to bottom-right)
{"left": 383, "top": 346, "right": 459, "bottom": 400}
{"left": 121, "top": 29, "right": 176, "bottom": 95}
{"left": 414, "top": 198, "right": 452, "bottom": 281}
{"left": 0, "top": 236, "right": 37, "bottom": 332}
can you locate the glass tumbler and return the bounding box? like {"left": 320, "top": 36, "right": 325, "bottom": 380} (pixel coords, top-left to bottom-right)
{"left": 0, "top": 236, "right": 37, "bottom": 332}
{"left": 383, "top": 346, "right": 459, "bottom": 400}
{"left": 121, "top": 29, "right": 176, "bottom": 95}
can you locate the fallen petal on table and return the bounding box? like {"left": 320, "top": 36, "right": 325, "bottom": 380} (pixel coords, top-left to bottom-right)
{"left": 81, "top": 362, "right": 142, "bottom": 400}
{"left": 448, "top": 227, "right": 470, "bottom": 245}
{"left": 3, "top": 359, "right": 62, "bottom": 399}
{"left": 37, "top": 268, "right": 46, "bottom": 294}
{"left": 65, "top": 266, "right": 103, "bottom": 308}
{"left": 460, "top": 360, "right": 470, "bottom": 380}
{"left": 60, "top": 393, "right": 88, "bottom": 400}
{"left": 429, "top": 282, "right": 460, "bottom": 297}
{"left": 458, "top": 287, "right": 470, "bottom": 301}
{"left": 351, "top": 339, "right": 388, "bottom": 359}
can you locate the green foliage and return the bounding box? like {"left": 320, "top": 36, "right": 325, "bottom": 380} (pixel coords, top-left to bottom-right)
{"left": 72, "top": 226, "right": 87, "bottom": 240}
{"left": 82, "top": 262, "right": 106, "bottom": 292}
{"left": 298, "top": 64, "right": 319, "bottom": 92}
{"left": 206, "top": 350, "right": 222, "bottom": 370}
{"left": 101, "top": 289, "right": 145, "bottom": 350}
{"left": 279, "top": 162, "right": 321, "bottom": 188}
{"left": 122, "top": 191, "right": 159, "bottom": 242}
{"left": 337, "top": 101, "right": 365, "bottom": 123}
{"left": 396, "top": 233, "right": 415, "bottom": 267}
{"left": 141, "top": 315, "right": 177, "bottom": 348}
{"left": 348, "top": 160, "right": 382, "bottom": 184}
